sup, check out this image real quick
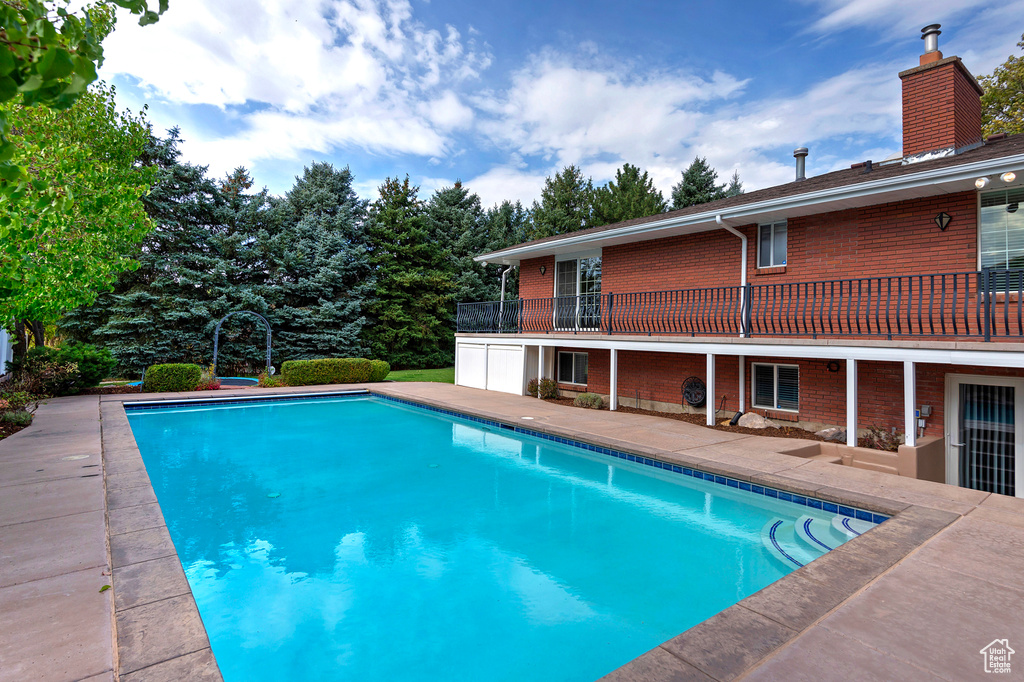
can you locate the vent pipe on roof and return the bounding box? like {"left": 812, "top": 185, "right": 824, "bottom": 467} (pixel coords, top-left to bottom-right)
{"left": 921, "top": 24, "right": 941, "bottom": 55}
{"left": 793, "top": 147, "right": 808, "bottom": 181}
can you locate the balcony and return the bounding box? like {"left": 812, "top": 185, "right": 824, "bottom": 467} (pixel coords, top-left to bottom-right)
{"left": 456, "top": 270, "right": 1024, "bottom": 341}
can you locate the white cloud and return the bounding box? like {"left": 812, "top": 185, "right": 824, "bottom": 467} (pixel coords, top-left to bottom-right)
{"left": 101, "top": 0, "right": 491, "bottom": 174}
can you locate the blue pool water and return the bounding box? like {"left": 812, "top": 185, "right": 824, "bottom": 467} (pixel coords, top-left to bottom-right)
{"left": 126, "top": 395, "right": 873, "bottom": 681}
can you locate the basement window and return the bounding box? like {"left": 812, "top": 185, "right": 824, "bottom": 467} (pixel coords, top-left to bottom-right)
{"left": 752, "top": 363, "right": 799, "bottom": 411}
{"left": 557, "top": 352, "right": 588, "bottom": 385}
{"left": 757, "top": 221, "right": 787, "bottom": 268}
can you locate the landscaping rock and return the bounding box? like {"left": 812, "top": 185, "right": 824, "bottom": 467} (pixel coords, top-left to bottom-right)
{"left": 815, "top": 426, "right": 844, "bottom": 440}
{"left": 737, "top": 413, "right": 777, "bottom": 429}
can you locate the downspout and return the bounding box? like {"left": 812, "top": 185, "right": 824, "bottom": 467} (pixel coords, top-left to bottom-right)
{"left": 499, "top": 265, "right": 515, "bottom": 329}
{"left": 716, "top": 214, "right": 748, "bottom": 338}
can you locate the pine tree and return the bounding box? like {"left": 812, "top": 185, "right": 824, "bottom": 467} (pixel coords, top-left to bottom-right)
{"left": 670, "top": 157, "right": 727, "bottom": 210}
{"left": 592, "top": 163, "right": 667, "bottom": 226}
{"left": 260, "top": 162, "right": 372, "bottom": 359}
{"left": 724, "top": 170, "right": 745, "bottom": 198}
{"left": 529, "top": 165, "right": 594, "bottom": 240}
{"left": 366, "top": 176, "right": 455, "bottom": 369}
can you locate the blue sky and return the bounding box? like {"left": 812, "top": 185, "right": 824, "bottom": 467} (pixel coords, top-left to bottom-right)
{"left": 99, "top": 0, "right": 1024, "bottom": 206}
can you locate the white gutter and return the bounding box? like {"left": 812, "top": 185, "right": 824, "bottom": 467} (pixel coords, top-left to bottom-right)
{"left": 476, "top": 151, "right": 1024, "bottom": 263}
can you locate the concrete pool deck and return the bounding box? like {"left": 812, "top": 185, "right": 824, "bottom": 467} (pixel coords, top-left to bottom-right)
{"left": 1, "top": 383, "right": 1022, "bottom": 681}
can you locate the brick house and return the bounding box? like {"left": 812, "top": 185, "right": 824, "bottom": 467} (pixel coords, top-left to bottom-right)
{"left": 454, "top": 26, "right": 1024, "bottom": 498}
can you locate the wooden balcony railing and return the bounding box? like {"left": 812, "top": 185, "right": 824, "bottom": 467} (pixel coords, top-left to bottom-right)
{"left": 456, "top": 269, "right": 1024, "bottom": 340}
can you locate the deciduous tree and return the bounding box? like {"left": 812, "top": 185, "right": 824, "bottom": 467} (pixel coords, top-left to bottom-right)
{"left": 981, "top": 33, "right": 1024, "bottom": 137}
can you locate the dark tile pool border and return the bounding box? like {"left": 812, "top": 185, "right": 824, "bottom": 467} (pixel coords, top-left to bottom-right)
{"left": 376, "top": 394, "right": 889, "bottom": 525}
{"left": 122, "top": 389, "right": 371, "bottom": 411}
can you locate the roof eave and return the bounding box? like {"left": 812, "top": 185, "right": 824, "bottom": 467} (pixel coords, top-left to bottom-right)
{"left": 474, "top": 151, "right": 1024, "bottom": 265}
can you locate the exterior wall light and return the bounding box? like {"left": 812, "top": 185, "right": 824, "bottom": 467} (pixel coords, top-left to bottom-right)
{"left": 1002, "top": 172, "right": 1017, "bottom": 183}
{"left": 934, "top": 212, "right": 952, "bottom": 231}
{"left": 539, "top": 265, "right": 546, "bottom": 275}
{"left": 975, "top": 177, "right": 991, "bottom": 189}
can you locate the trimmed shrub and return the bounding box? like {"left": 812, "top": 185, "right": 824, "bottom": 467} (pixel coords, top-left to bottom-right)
{"left": 369, "top": 360, "right": 391, "bottom": 382}
{"left": 53, "top": 343, "right": 116, "bottom": 388}
{"left": 143, "top": 364, "right": 202, "bottom": 393}
{"left": 281, "top": 358, "right": 374, "bottom": 386}
{"left": 573, "top": 392, "right": 604, "bottom": 409}
{"left": 528, "top": 378, "right": 559, "bottom": 399}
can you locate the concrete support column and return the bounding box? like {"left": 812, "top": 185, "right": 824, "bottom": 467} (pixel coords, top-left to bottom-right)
{"left": 706, "top": 353, "right": 716, "bottom": 426}
{"left": 904, "top": 360, "right": 917, "bottom": 447}
{"left": 537, "top": 345, "right": 544, "bottom": 399}
{"left": 846, "top": 358, "right": 858, "bottom": 448}
{"left": 610, "top": 348, "right": 618, "bottom": 411}
{"left": 738, "top": 355, "right": 746, "bottom": 413}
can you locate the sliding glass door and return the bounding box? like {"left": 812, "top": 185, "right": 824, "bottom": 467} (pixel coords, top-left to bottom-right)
{"left": 554, "top": 256, "right": 601, "bottom": 330}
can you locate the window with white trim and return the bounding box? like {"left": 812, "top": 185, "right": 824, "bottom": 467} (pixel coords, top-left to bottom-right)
{"left": 752, "top": 363, "right": 799, "bottom": 411}
{"left": 557, "top": 352, "right": 588, "bottom": 384}
{"left": 980, "top": 188, "right": 1024, "bottom": 270}
{"left": 757, "top": 221, "right": 787, "bottom": 268}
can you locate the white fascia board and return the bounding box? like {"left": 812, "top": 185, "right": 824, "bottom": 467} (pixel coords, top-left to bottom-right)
{"left": 456, "top": 336, "right": 1024, "bottom": 368}
{"left": 476, "top": 152, "right": 1024, "bottom": 265}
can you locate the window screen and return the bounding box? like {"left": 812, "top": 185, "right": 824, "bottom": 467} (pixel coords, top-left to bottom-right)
{"left": 558, "top": 352, "right": 574, "bottom": 383}
{"left": 758, "top": 222, "right": 787, "bottom": 267}
{"left": 980, "top": 188, "right": 1024, "bottom": 270}
{"left": 752, "top": 363, "right": 799, "bottom": 411}
{"left": 557, "top": 352, "right": 588, "bottom": 384}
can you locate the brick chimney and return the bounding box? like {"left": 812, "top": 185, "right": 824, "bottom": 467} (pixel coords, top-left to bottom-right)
{"left": 899, "top": 24, "right": 984, "bottom": 159}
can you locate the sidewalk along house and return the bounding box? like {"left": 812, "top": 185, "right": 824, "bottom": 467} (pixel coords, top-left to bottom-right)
{"left": 454, "top": 25, "right": 1024, "bottom": 498}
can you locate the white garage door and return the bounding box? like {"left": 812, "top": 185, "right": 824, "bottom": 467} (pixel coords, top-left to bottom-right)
{"left": 487, "top": 345, "right": 524, "bottom": 395}
{"left": 456, "top": 344, "right": 487, "bottom": 389}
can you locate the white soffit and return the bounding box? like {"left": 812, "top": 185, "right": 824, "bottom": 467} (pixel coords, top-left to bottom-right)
{"left": 477, "top": 152, "right": 1024, "bottom": 265}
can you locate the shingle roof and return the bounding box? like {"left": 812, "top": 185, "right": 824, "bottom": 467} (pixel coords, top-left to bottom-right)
{"left": 482, "top": 134, "right": 1024, "bottom": 256}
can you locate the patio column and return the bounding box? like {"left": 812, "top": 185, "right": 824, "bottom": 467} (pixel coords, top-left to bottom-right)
{"left": 537, "top": 345, "right": 544, "bottom": 399}
{"left": 846, "top": 358, "right": 858, "bottom": 448}
{"left": 706, "top": 353, "right": 716, "bottom": 426}
{"left": 904, "top": 361, "right": 917, "bottom": 447}
{"left": 738, "top": 355, "right": 746, "bottom": 413}
{"left": 609, "top": 348, "right": 618, "bottom": 411}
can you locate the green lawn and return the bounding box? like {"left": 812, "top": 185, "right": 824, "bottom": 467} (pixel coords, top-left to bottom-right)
{"left": 386, "top": 367, "right": 455, "bottom": 383}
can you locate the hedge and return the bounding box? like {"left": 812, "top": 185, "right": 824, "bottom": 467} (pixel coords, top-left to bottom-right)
{"left": 281, "top": 358, "right": 392, "bottom": 386}
{"left": 143, "top": 364, "right": 203, "bottom": 393}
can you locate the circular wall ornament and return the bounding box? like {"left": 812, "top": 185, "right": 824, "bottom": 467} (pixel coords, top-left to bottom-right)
{"left": 682, "top": 376, "right": 707, "bottom": 407}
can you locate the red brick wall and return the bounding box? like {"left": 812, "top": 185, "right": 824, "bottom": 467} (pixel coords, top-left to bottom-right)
{"left": 519, "top": 192, "right": 978, "bottom": 299}
{"left": 546, "top": 348, "right": 1024, "bottom": 438}
{"left": 900, "top": 59, "right": 983, "bottom": 157}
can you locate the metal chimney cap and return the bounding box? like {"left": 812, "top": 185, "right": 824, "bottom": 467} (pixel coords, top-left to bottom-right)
{"left": 793, "top": 147, "right": 809, "bottom": 158}
{"left": 921, "top": 24, "right": 941, "bottom": 37}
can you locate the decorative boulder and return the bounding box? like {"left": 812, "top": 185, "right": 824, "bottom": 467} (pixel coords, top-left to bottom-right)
{"left": 815, "top": 426, "right": 844, "bottom": 440}
{"left": 737, "top": 412, "right": 777, "bottom": 429}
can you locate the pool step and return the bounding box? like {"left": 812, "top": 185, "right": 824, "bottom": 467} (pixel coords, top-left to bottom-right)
{"left": 760, "top": 519, "right": 822, "bottom": 569}
{"left": 831, "top": 515, "right": 876, "bottom": 538}
{"left": 794, "top": 515, "right": 847, "bottom": 552}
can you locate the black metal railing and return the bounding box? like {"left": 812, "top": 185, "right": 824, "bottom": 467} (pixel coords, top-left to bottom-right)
{"left": 456, "top": 269, "right": 1024, "bottom": 340}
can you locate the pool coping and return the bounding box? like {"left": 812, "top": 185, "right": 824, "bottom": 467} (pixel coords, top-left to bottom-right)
{"left": 54, "top": 383, "right": 1013, "bottom": 680}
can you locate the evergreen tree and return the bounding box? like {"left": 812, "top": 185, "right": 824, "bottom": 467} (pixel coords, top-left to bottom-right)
{"left": 724, "top": 170, "right": 745, "bottom": 197}
{"left": 260, "top": 162, "right": 372, "bottom": 359}
{"left": 60, "top": 131, "right": 245, "bottom": 375}
{"left": 670, "top": 157, "right": 726, "bottom": 210}
{"left": 592, "top": 163, "right": 667, "bottom": 226}
{"left": 529, "top": 165, "right": 594, "bottom": 240}
{"left": 366, "top": 176, "right": 455, "bottom": 369}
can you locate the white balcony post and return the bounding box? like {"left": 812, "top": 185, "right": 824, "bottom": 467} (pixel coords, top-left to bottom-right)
{"left": 706, "top": 353, "right": 716, "bottom": 426}
{"left": 537, "top": 345, "right": 544, "bottom": 399}
{"left": 904, "top": 361, "right": 917, "bottom": 447}
{"left": 609, "top": 348, "right": 618, "bottom": 411}
{"left": 846, "top": 359, "right": 858, "bottom": 448}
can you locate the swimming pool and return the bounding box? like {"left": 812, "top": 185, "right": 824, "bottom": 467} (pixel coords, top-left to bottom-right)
{"left": 126, "top": 394, "right": 880, "bottom": 681}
